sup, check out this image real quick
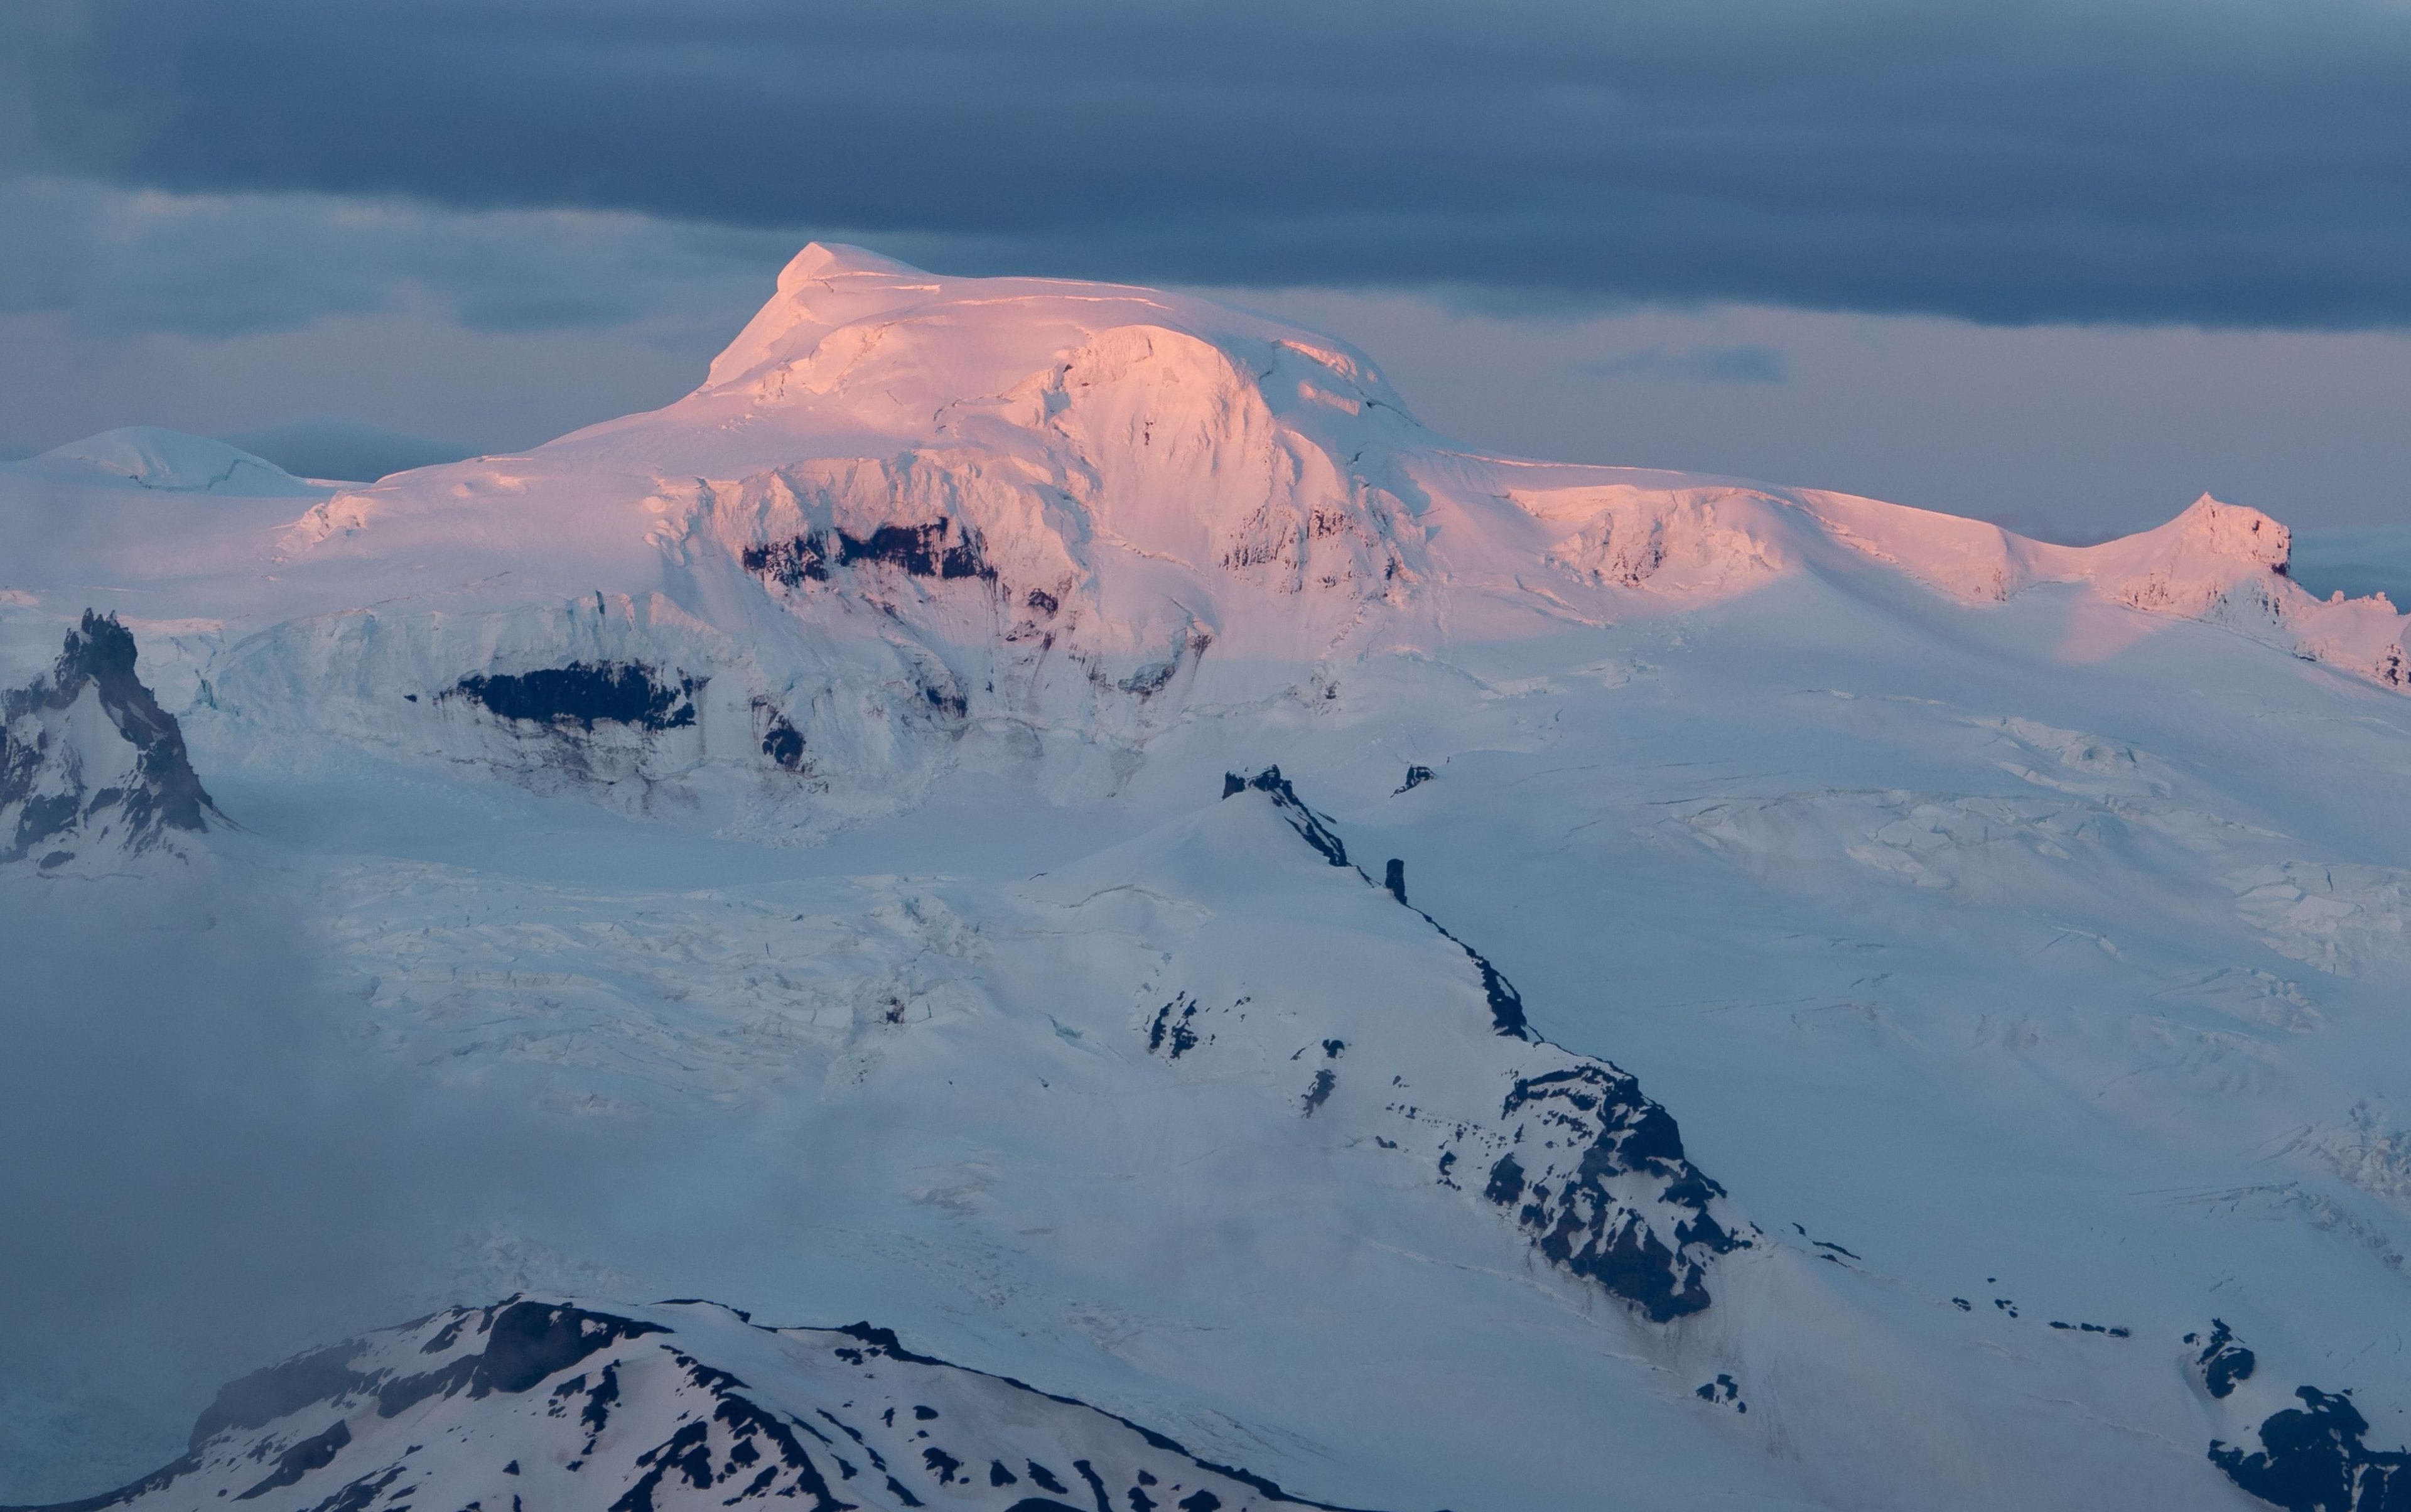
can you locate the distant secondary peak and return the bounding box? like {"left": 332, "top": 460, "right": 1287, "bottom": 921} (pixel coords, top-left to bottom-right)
{"left": 37, "top": 426, "right": 302, "bottom": 494}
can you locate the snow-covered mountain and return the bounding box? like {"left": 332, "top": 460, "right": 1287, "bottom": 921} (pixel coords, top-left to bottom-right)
{"left": 12, "top": 1297, "right": 1366, "bottom": 1512}
{"left": 6, "top": 244, "right": 2411, "bottom": 1512}
{"left": 1, "top": 612, "right": 220, "bottom": 871}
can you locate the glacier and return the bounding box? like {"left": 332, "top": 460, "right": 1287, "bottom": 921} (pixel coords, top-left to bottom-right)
{"left": 3, "top": 243, "right": 2410, "bottom": 1511}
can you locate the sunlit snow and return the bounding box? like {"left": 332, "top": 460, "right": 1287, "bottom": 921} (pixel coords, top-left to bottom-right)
{"left": 5, "top": 245, "right": 2408, "bottom": 1512}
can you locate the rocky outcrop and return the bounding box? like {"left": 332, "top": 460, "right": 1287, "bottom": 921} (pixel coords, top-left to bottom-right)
{"left": 446, "top": 661, "right": 703, "bottom": 733}
{"left": 1, "top": 612, "right": 218, "bottom": 870}
{"left": 2211, "top": 1384, "right": 2410, "bottom": 1512}
{"left": 1467, "top": 1062, "right": 1745, "bottom": 1322}
{"left": 2, "top": 1297, "right": 1378, "bottom": 1512}
{"left": 1220, "top": 767, "right": 1748, "bottom": 1321}
{"left": 2189, "top": 1319, "right": 2258, "bottom": 1399}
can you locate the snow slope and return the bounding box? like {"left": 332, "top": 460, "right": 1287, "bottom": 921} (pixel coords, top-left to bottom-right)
{"left": 5, "top": 245, "right": 2411, "bottom": 1512}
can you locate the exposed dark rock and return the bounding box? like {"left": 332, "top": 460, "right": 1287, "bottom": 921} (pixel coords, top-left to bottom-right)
{"left": 293, "top": 1464, "right": 404, "bottom": 1512}
{"left": 1222, "top": 765, "right": 1745, "bottom": 1322}
{"left": 612, "top": 1419, "right": 718, "bottom": 1512}
{"left": 474, "top": 1302, "right": 670, "bottom": 1396}
{"left": 844, "top": 521, "right": 994, "bottom": 580}
{"left": 1383, "top": 858, "right": 1406, "bottom": 904}
{"left": 919, "top": 676, "right": 969, "bottom": 721}
{"left": 1229, "top": 767, "right": 1351, "bottom": 867}
{"left": 370, "top": 1302, "right": 669, "bottom": 1420}
{"left": 1239, "top": 767, "right": 1530, "bottom": 1035}
{"left": 742, "top": 534, "right": 830, "bottom": 587}
{"left": 1394, "top": 765, "right": 1435, "bottom": 794}
{"left": 751, "top": 698, "right": 809, "bottom": 772}
{"left": 2211, "top": 1385, "right": 2411, "bottom": 1511}
{"left": 1118, "top": 660, "right": 1181, "bottom": 697}
{"left": 1301, "top": 1068, "right": 1337, "bottom": 1115}
{"left": 1105, "top": 629, "right": 1210, "bottom": 700}
{"left": 1484, "top": 1155, "right": 1526, "bottom": 1206}
{"left": 1695, "top": 1374, "right": 1745, "bottom": 1413}
{"left": 1027, "top": 1462, "right": 1073, "bottom": 1494}
{"left": 1493, "top": 1065, "right": 1743, "bottom": 1322}
{"left": 449, "top": 662, "right": 699, "bottom": 733}
{"left": 2, "top": 611, "right": 219, "bottom": 865}
{"left": 234, "top": 1420, "right": 350, "bottom": 1501}
{"left": 1442, "top": 934, "right": 1529, "bottom": 1039}
{"left": 1147, "top": 995, "right": 1204, "bottom": 1059}
{"left": 2190, "top": 1319, "right": 2258, "bottom": 1399}
{"left": 744, "top": 519, "right": 994, "bottom": 589}
{"left": 188, "top": 1344, "right": 374, "bottom": 1450}
{"left": 921, "top": 1445, "right": 963, "bottom": 1483}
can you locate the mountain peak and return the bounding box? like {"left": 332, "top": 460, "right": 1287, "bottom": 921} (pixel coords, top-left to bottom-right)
{"left": 2165, "top": 492, "right": 2290, "bottom": 570}
{"left": 775, "top": 240, "right": 932, "bottom": 289}
{"left": 1, "top": 612, "right": 220, "bottom": 872}
{"left": 694, "top": 240, "right": 1403, "bottom": 431}
{"left": 703, "top": 244, "right": 949, "bottom": 391}
{"left": 35, "top": 426, "right": 308, "bottom": 495}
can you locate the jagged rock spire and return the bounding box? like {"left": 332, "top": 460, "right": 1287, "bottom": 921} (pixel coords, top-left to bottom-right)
{"left": 2, "top": 611, "right": 218, "bottom": 870}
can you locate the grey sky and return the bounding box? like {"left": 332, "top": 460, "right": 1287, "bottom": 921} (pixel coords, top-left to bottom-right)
{"left": 1, "top": 1, "right": 2408, "bottom": 534}
{"left": 18, "top": 0, "right": 2411, "bottom": 327}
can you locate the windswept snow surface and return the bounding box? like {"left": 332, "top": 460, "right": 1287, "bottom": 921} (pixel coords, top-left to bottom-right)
{"left": 6, "top": 245, "right": 2411, "bottom": 1511}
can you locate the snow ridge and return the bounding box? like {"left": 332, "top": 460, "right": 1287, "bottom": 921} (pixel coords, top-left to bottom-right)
{"left": 6, "top": 1297, "right": 1383, "bottom": 1512}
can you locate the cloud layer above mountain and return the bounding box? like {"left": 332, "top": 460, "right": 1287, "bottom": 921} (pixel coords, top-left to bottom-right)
{"left": 11, "top": 0, "right": 2411, "bottom": 329}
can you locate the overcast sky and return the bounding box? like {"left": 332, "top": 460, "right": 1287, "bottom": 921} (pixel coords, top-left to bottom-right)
{"left": 4, "top": 0, "right": 2409, "bottom": 535}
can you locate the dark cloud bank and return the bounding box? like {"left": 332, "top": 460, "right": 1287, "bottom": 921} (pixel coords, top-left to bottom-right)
{"left": 217, "top": 416, "right": 473, "bottom": 481}
{"left": 11, "top": 0, "right": 2411, "bottom": 330}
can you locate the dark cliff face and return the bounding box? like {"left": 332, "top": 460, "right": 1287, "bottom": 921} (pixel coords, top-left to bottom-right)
{"left": 1, "top": 612, "right": 217, "bottom": 868}
{"left": 449, "top": 662, "right": 701, "bottom": 733}
{"left": 743, "top": 518, "right": 996, "bottom": 590}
